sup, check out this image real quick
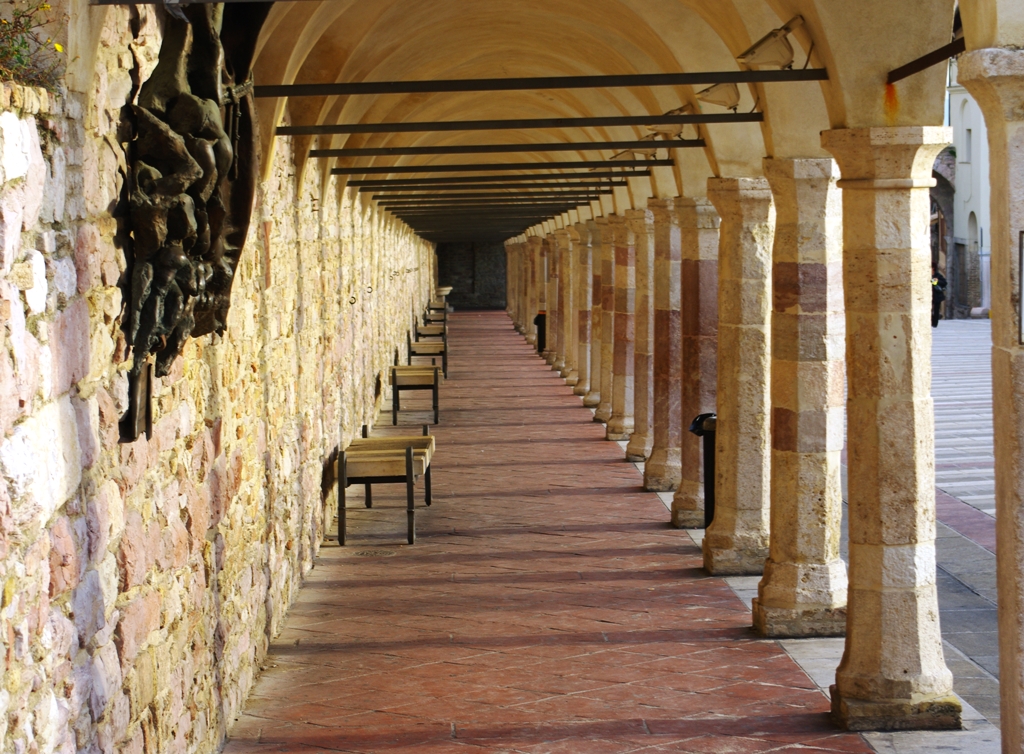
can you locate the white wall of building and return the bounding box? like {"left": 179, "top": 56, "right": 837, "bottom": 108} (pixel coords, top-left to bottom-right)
{"left": 949, "top": 59, "right": 992, "bottom": 313}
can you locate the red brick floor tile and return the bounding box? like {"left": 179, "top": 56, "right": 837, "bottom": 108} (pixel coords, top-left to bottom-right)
{"left": 225, "top": 313, "right": 872, "bottom": 754}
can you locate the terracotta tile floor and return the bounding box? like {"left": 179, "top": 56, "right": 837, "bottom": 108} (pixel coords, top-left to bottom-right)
{"left": 224, "top": 311, "right": 872, "bottom": 754}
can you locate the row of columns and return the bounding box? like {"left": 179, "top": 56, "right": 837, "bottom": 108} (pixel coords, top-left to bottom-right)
{"left": 507, "top": 127, "right": 964, "bottom": 733}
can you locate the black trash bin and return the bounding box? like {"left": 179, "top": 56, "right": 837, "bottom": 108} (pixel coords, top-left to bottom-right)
{"left": 688, "top": 413, "right": 716, "bottom": 528}
{"left": 533, "top": 311, "right": 547, "bottom": 354}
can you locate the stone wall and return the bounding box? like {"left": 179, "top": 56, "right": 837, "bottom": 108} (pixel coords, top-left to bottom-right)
{"left": 0, "top": 8, "right": 436, "bottom": 753}
{"left": 436, "top": 241, "right": 507, "bottom": 309}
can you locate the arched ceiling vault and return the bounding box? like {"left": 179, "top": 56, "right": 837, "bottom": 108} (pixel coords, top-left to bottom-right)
{"left": 247, "top": 0, "right": 958, "bottom": 241}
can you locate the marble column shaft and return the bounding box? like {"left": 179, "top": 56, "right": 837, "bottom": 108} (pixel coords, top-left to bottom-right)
{"left": 822, "top": 127, "right": 959, "bottom": 731}
{"left": 526, "top": 236, "right": 543, "bottom": 345}
{"left": 672, "top": 200, "right": 720, "bottom": 527}
{"left": 596, "top": 217, "right": 617, "bottom": 423}
{"left": 585, "top": 219, "right": 603, "bottom": 408}
{"left": 574, "top": 223, "right": 593, "bottom": 397}
{"left": 546, "top": 234, "right": 562, "bottom": 367}
{"left": 754, "top": 158, "right": 848, "bottom": 638}
{"left": 645, "top": 199, "right": 685, "bottom": 491}
{"left": 607, "top": 214, "right": 635, "bottom": 440}
{"left": 557, "top": 228, "right": 578, "bottom": 382}
{"left": 960, "top": 46, "right": 1024, "bottom": 751}
{"left": 703, "top": 178, "right": 774, "bottom": 575}
{"left": 626, "top": 209, "right": 655, "bottom": 461}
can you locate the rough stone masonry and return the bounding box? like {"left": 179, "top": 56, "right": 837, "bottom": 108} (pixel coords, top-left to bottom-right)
{"left": 0, "top": 7, "right": 436, "bottom": 753}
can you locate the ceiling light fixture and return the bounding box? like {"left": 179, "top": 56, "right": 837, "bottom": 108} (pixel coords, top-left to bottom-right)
{"left": 695, "top": 82, "right": 741, "bottom": 111}
{"left": 647, "top": 105, "right": 696, "bottom": 139}
{"left": 736, "top": 16, "right": 805, "bottom": 70}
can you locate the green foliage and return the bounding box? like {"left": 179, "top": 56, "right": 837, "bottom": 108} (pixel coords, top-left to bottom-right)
{"left": 0, "top": 1, "right": 63, "bottom": 90}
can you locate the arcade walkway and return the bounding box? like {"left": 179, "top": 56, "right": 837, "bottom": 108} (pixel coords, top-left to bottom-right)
{"left": 224, "top": 312, "right": 871, "bottom": 753}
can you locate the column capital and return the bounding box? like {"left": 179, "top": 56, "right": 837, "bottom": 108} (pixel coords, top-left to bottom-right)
{"left": 958, "top": 47, "right": 1024, "bottom": 121}
{"left": 820, "top": 127, "right": 950, "bottom": 187}
{"left": 706, "top": 176, "right": 773, "bottom": 220}
{"left": 648, "top": 196, "right": 695, "bottom": 227}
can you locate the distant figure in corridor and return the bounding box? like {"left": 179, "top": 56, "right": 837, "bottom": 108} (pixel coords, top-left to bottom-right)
{"left": 932, "top": 262, "right": 948, "bottom": 327}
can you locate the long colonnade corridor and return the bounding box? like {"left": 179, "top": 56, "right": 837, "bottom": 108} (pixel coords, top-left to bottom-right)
{"left": 226, "top": 312, "right": 868, "bottom": 753}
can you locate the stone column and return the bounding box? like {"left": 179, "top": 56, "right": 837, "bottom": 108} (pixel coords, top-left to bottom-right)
{"left": 526, "top": 236, "right": 543, "bottom": 345}
{"left": 703, "top": 178, "right": 774, "bottom": 575}
{"left": 560, "top": 228, "right": 579, "bottom": 384}
{"left": 573, "top": 222, "right": 593, "bottom": 397}
{"left": 960, "top": 46, "right": 1024, "bottom": 750}
{"left": 595, "top": 217, "right": 616, "bottom": 423}
{"left": 545, "top": 234, "right": 561, "bottom": 367}
{"left": 753, "top": 158, "right": 847, "bottom": 638}
{"left": 584, "top": 218, "right": 603, "bottom": 408}
{"left": 540, "top": 236, "right": 557, "bottom": 364}
{"left": 822, "top": 127, "right": 959, "bottom": 730}
{"left": 672, "top": 200, "right": 720, "bottom": 527}
{"left": 626, "top": 209, "right": 655, "bottom": 461}
{"left": 645, "top": 199, "right": 684, "bottom": 491}
{"left": 606, "top": 214, "right": 635, "bottom": 440}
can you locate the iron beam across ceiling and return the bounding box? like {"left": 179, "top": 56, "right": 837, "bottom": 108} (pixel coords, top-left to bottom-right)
{"left": 364, "top": 181, "right": 627, "bottom": 193}
{"left": 281, "top": 112, "right": 761, "bottom": 136}
{"left": 256, "top": 69, "right": 827, "bottom": 98}
{"left": 309, "top": 139, "right": 703, "bottom": 158}
{"left": 378, "top": 195, "right": 604, "bottom": 204}
{"left": 372, "top": 191, "right": 611, "bottom": 200}
{"left": 348, "top": 172, "right": 645, "bottom": 186}
{"left": 331, "top": 160, "right": 670, "bottom": 176}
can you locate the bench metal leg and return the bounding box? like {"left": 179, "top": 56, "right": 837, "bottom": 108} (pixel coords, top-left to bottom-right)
{"left": 425, "top": 465, "right": 432, "bottom": 507}
{"left": 339, "top": 452, "right": 347, "bottom": 546}
{"left": 393, "top": 386, "right": 399, "bottom": 425}
{"left": 405, "top": 447, "right": 415, "bottom": 545}
{"left": 365, "top": 483, "right": 373, "bottom": 508}
{"left": 433, "top": 371, "right": 439, "bottom": 425}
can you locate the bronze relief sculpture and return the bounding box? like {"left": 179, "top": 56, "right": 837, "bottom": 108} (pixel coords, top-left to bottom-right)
{"left": 122, "top": 4, "right": 267, "bottom": 440}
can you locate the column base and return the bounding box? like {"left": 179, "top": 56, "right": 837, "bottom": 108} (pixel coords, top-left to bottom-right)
{"left": 543, "top": 350, "right": 555, "bottom": 365}
{"left": 672, "top": 509, "right": 705, "bottom": 528}
{"left": 552, "top": 358, "right": 566, "bottom": 371}
{"left": 625, "top": 434, "right": 651, "bottom": 462}
{"left": 606, "top": 419, "right": 633, "bottom": 441}
{"left": 594, "top": 405, "right": 612, "bottom": 423}
{"left": 583, "top": 391, "right": 600, "bottom": 407}
{"left": 671, "top": 485, "right": 704, "bottom": 528}
{"left": 526, "top": 334, "right": 537, "bottom": 345}
{"left": 702, "top": 537, "right": 767, "bottom": 575}
{"left": 643, "top": 451, "right": 680, "bottom": 491}
{"left": 563, "top": 368, "right": 578, "bottom": 384}
{"left": 829, "top": 686, "right": 962, "bottom": 732}
{"left": 752, "top": 599, "right": 846, "bottom": 638}
{"left": 573, "top": 380, "right": 589, "bottom": 397}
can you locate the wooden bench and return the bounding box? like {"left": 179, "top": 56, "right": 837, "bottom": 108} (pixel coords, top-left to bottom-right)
{"left": 424, "top": 309, "right": 447, "bottom": 324}
{"left": 408, "top": 331, "right": 447, "bottom": 377}
{"left": 337, "top": 427, "right": 435, "bottom": 545}
{"left": 390, "top": 364, "right": 440, "bottom": 425}
{"left": 415, "top": 322, "right": 447, "bottom": 342}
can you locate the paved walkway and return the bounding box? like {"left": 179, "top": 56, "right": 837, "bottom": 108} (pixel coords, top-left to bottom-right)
{"left": 225, "top": 311, "right": 874, "bottom": 753}
{"left": 224, "top": 313, "right": 1004, "bottom": 753}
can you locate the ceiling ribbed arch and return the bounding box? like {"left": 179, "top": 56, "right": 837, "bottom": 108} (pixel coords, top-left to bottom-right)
{"left": 245, "top": 0, "right": 959, "bottom": 239}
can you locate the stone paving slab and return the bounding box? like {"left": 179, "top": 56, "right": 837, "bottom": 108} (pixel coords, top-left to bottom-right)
{"left": 224, "top": 312, "right": 874, "bottom": 754}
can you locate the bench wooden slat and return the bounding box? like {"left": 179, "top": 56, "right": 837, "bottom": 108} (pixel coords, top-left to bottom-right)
{"left": 344, "top": 449, "right": 428, "bottom": 478}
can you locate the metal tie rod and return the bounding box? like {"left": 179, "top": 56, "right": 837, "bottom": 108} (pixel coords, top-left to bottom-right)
{"left": 332, "top": 160, "right": 671, "bottom": 176}
{"left": 257, "top": 69, "right": 827, "bottom": 98}
{"left": 348, "top": 172, "right": 645, "bottom": 186}
{"left": 364, "top": 182, "right": 627, "bottom": 193}
{"left": 310, "top": 139, "right": 703, "bottom": 158}
{"left": 282, "top": 112, "right": 761, "bottom": 135}
{"left": 371, "top": 189, "right": 614, "bottom": 199}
